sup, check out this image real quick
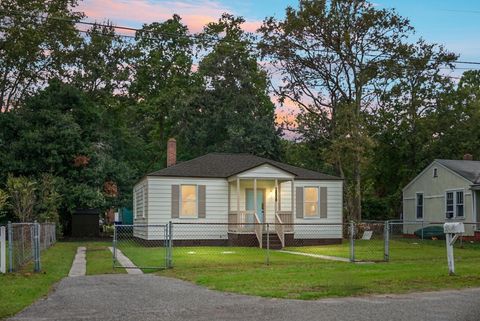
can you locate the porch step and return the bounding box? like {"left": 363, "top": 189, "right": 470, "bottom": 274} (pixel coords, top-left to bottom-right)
{"left": 262, "top": 233, "right": 283, "bottom": 250}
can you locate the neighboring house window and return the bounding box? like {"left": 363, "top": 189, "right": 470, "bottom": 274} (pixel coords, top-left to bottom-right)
{"left": 180, "top": 185, "right": 197, "bottom": 218}
{"left": 304, "top": 187, "right": 319, "bottom": 217}
{"left": 433, "top": 168, "right": 438, "bottom": 178}
{"left": 416, "top": 193, "right": 423, "bottom": 220}
{"left": 456, "top": 191, "right": 464, "bottom": 218}
{"left": 445, "top": 190, "right": 464, "bottom": 219}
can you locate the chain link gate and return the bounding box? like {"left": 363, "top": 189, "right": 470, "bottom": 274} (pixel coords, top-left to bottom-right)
{"left": 112, "top": 224, "right": 171, "bottom": 270}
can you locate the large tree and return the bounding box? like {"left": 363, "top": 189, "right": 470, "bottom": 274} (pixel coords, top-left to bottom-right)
{"left": 1, "top": 81, "right": 136, "bottom": 231}
{"left": 366, "top": 40, "right": 456, "bottom": 217}
{"left": 179, "top": 14, "right": 281, "bottom": 159}
{"left": 0, "top": 0, "right": 83, "bottom": 111}
{"left": 129, "top": 15, "right": 195, "bottom": 171}
{"left": 259, "top": 0, "right": 412, "bottom": 220}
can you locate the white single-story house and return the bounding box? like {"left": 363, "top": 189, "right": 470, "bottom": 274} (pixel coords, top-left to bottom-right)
{"left": 133, "top": 139, "right": 344, "bottom": 248}
{"left": 403, "top": 156, "right": 480, "bottom": 238}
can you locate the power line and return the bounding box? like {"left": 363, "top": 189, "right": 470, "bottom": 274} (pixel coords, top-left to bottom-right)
{"left": 2, "top": 8, "right": 480, "bottom": 79}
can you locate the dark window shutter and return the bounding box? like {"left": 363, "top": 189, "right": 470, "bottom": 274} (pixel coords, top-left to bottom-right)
{"left": 320, "top": 187, "right": 328, "bottom": 218}
{"left": 198, "top": 185, "right": 206, "bottom": 218}
{"left": 171, "top": 185, "right": 179, "bottom": 218}
{"left": 296, "top": 187, "right": 303, "bottom": 218}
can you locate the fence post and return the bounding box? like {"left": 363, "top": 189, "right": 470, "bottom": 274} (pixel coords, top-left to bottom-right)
{"left": 33, "top": 221, "right": 41, "bottom": 272}
{"left": 168, "top": 221, "right": 173, "bottom": 268}
{"left": 349, "top": 221, "right": 355, "bottom": 263}
{"left": 384, "top": 221, "right": 390, "bottom": 262}
{"left": 8, "top": 221, "right": 13, "bottom": 272}
{"left": 112, "top": 224, "right": 117, "bottom": 269}
{"left": 1, "top": 226, "right": 5, "bottom": 273}
{"left": 266, "top": 223, "right": 270, "bottom": 266}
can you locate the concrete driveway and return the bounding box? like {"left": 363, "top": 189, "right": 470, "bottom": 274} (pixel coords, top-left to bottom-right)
{"left": 9, "top": 274, "right": 480, "bottom": 321}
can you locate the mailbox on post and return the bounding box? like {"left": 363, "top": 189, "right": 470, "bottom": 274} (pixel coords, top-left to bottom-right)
{"left": 443, "top": 222, "right": 464, "bottom": 275}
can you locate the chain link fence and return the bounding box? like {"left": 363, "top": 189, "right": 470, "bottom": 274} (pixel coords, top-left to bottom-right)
{"left": 113, "top": 224, "right": 169, "bottom": 270}
{"left": 111, "top": 221, "right": 480, "bottom": 271}
{"left": 112, "top": 222, "right": 395, "bottom": 270}
{"left": 1, "top": 222, "right": 57, "bottom": 273}
{"left": 387, "top": 220, "right": 479, "bottom": 262}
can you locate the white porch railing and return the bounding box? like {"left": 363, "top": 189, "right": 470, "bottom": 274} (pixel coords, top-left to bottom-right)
{"left": 228, "top": 211, "right": 255, "bottom": 232}
{"left": 275, "top": 213, "right": 285, "bottom": 248}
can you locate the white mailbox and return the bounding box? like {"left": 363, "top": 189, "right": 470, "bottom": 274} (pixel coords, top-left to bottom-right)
{"left": 443, "top": 222, "right": 465, "bottom": 234}
{"left": 443, "top": 222, "right": 465, "bottom": 275}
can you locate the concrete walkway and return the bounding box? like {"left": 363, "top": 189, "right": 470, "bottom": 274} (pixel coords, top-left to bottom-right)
{"left": 279, "top": 250, "right": 351, "bottom": 262}
{"left": 68, "top": 247, "right": 86, "bottom": 277}
{"left": 108, "top": 247, "right": 143, "bottom": 275}
{"left": 8, "top": 274, "right": 480, "bottom": 321}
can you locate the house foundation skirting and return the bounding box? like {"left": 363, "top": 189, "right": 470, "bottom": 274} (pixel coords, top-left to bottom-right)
{"left": 284, "top": 234, "right": 342, "bottom": 246}
{"left": 132, "top": 235, "right": 343, "bottom": 247}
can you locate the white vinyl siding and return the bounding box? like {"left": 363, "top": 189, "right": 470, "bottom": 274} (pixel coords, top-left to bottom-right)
{"left": 279, "top": 181, "right": 292, "bottom": 211}
{"left": 235, "top": 164, "right": 295, "bottom": 179}
{"left": 293, "top": 180, "right": 343, "bottom": 239}
{"left": 134, "top": 182, "right": 146, "bottom": 219}
{"left": 133, "top": 174, "right": 343, "bottom": 241}
{"left": 141, "top": 177, "right": 228, "bottom": 240}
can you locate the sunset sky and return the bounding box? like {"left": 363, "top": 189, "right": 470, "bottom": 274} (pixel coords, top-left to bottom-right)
{"left": 77, "top": 0, "right": 480, "bottom": 61}
{"left": 76, "top": 0, "right": 480, "bottom": 127}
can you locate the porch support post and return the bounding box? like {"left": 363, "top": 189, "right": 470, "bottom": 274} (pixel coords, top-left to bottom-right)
{"left": 236, "top": 178, "right": 240, "bottom": 217}
{"left": 275, "top": 179, "right": 279, "bottom": 216}
{"left": 253, "top": 178, "right": 257, "bottom": 219}
{"left": 291, "top": 179, "right": 294, "bottom": 215}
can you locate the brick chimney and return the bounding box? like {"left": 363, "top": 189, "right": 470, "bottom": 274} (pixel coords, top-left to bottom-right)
{"left": 167, "top": 138, "right": 177, "bottom": 167}
{"left": 463, "top": 153, "right": 473, "bottom": 161}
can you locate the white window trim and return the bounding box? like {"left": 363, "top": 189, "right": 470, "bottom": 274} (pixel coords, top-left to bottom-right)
{"left": 180, "top": 184, "right": 198, "bottom": 219}
{"left": 445, "top": 189, "right": 465, "bottom": 219}
{"left": 433, "top": 168, "right": 438, "bottom": 178}
{"left": 416, "top": 192, "right": 424, "bottom": 221}
{"left": 303, "top": 186, "right": 320, "bottom": 219}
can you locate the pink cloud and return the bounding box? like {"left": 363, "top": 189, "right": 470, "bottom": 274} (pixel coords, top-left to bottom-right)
{"left": 77, "top": 0, "right": 262, "bottom": 33}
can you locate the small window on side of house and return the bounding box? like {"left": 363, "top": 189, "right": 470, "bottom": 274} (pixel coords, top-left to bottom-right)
{"left": 433, "top": 168, "right": 438, "bottom": 178}
{"left": 445, "top": 191, "right": 454, "bottom": 219}
{"left": 416, "top": 193, "right": 423, "bottom": 220}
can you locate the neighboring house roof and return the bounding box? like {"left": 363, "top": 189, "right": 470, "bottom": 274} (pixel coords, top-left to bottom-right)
{"left": 436, "top": 159, "right": 480, "bottom": 184}
{"left": 147, "top": 153, "right": 342, "bottom": 180}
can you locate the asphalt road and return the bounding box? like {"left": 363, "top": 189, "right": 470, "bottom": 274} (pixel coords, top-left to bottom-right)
{"left": 9, "top": 274, "right": 480, "bottom": 321}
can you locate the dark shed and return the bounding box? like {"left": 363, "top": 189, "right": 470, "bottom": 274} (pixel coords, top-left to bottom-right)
{"left": 71, "top": 208, "right": 100, "bottom": 237}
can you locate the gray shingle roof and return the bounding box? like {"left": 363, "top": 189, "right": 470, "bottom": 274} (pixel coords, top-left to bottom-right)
{"left": 148, "top": 153, "right": 342, "bottom": 180}
{"left": 436, "top": 159, "right": 480, "bottom": 184}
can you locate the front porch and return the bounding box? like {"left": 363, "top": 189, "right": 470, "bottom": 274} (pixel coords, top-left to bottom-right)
{"left": 226, "top": 174, "right": 295, "bottom": 248}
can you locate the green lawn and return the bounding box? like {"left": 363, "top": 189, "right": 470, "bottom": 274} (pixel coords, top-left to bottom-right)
{"left": 86, "top": 242, "right": 126, "bottom": 275}
{"left": 0, "top": 242, "right": 79, "bottom": 319}
{"left": 115, "top": 239, "right": 480, "bottom": 300}
{"left": 118, "top": 243, "right": 167, "bottom": 272}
